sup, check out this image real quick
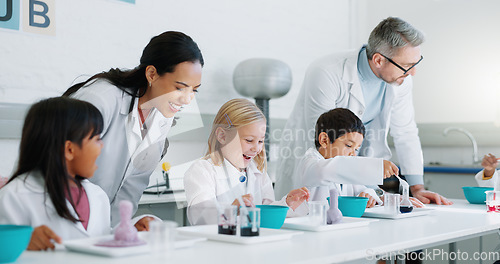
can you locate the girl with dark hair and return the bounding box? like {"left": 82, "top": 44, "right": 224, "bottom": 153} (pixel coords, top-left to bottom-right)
{"left": 0, "top": 97, "right": 109, "bottom": 250}
{"left": 63, "top": 31, "right": 204, "bottom": 225}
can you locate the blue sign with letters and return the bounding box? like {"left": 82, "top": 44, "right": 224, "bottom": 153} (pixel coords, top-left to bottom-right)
{"left": 0, "top": 0, "right": 20, "bottom": 30}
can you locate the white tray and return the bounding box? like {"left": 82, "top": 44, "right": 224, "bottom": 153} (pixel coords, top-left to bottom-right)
{"left": 362, "top": 206, "right": 434, "bottom": 219}
{"left": 177, "top": 225, "right": 303, "bottom": 245}
{"left": 64, "top": 232, "right": 206, "bottom": 257}
{"left": 282, "top": 216, "right": 378, "bottom": 232}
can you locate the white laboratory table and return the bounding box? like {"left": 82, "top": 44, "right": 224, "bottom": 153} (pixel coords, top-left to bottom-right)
{"left": 15, "top": 199, "right": 500, "bottom": 264}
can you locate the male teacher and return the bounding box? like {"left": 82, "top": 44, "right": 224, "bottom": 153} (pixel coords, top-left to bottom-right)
{"left": 275, "top": 17, "right": 451, "bottom": 205}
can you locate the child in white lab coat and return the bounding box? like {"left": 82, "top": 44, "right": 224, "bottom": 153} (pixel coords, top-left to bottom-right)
{"left": 294, "top": 108, "right": 422, "bottom": 208}
{"left": 0, "top": 97, "right": 153, "bottom": 250}
{"left": 184, "top": 98, "right": 310, "bottom": 225}
{"left": 474, "top": 154, "right": 500, "bottom": 188}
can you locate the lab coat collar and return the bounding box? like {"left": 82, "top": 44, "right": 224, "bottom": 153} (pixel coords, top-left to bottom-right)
{"left": 130, "top": 109, "right": 173, "bottom": 156}
{"left": 244, "top": 160, "right": 262, "bottom": 195}
{"left": 125, "top": 96, "right": 174, "bottom": 158}
{"left": 122, "top": 92, "right": 174, "bottom": 132}
{"left": 212, "top": 159, "right": 261, "bottom": 191}
{"left": 220, "top": 159, "right": 246, "bottom": 188}
{"left": 119, "top": 91, "right": 133, "bottom": 116}
{"left": 342, "top": 47, "right": 366, "bottom": 107}
{"left": 221, "top": 158, "right": 262, "bottom": 176}
{"left": 63, "top": 180, "right": 104, "bottom": 236}
{"left": 14, "top": 171, "right": 46, "bottom": 193}
{"left": 144, "top": 109, "right": 173, "bottom": 143}
{"left": 306, "top": 147, "right": 324, "bottom": 161}
{"left": 15, "top": 172, "right": 100, "bottom": 237}
{"left": 80, "top": 180, "right": 106, "bottom": 236}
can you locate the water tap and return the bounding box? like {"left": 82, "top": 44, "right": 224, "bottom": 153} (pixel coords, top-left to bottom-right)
{"left": 443, "top": 127, "right": 479, "bottom": 164}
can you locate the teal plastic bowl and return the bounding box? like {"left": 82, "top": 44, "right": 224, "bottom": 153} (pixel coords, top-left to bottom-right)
{"left": 256, "top": 205, "right": 288, "bottom": 229}
{"left": 463, "top": 186, "right": 493, "bottom": 204}
{"left": 0, "top": 225, "right": 33, "bottom": 263}
{"left": 337, "top": 196, "right": 369, "bottom": 217}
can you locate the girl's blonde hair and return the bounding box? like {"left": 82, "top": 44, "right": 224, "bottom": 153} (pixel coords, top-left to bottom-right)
{"left": 205, "top": 98, "right": 267, "bottom": 172}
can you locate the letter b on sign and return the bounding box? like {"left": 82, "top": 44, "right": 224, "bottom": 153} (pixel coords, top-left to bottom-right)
{"left": 23, "top": 0, "right": 55, "bottom": 35}
{"left": 29, "top": 0, "right": 50, "bottom": 28}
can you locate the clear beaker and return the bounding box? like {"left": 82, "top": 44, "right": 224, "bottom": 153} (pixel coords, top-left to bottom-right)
{"left": 148, "top": 220, "right": 178, "bottom": 257}
{"left": 240, "top": 207, "right": 260, "bottom": 236}
{"left": 217, "top": 204, "right": 238, "bottom": 235}
{"left": 384, "top": 193, "right": 400, "bottom": 215}
{"left": 308, "top": 201, "right": 328, "bottom": 226}
{"left": 486, "top": 191, "right": 500, "bottom": 212}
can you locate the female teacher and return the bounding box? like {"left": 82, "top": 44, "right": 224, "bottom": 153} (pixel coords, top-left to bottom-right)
{"left": 63, "top": 31, "right": 204, "bottom": 226}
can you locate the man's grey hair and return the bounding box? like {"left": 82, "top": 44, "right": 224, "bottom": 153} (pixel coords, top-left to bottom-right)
{"left": 366, "top": 17, "right": 425, "bottom": 59}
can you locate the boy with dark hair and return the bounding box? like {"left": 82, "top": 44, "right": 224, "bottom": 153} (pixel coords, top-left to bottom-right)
{"left": 294, "top": 108, "right": 398, "bottom": 207}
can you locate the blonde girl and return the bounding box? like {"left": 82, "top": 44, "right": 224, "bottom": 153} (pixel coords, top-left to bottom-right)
{"left": 184, "top": 99, "right": 309, "bottom": 225}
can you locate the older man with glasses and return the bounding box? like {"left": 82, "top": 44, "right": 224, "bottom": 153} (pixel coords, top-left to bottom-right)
{"left": 275, "top": 17, "right": 452, "bottom": 206}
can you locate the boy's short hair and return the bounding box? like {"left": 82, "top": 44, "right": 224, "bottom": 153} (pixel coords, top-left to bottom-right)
{"left": 314, "top": 108, "right": 365, "bottom": 149}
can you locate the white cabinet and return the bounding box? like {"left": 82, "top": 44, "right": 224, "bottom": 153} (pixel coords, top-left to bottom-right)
{"left": 422, "top": 172, "right": 499, "bottom": 264}
{"left": 423, "top": 172, "right": 478, "bottom": 199}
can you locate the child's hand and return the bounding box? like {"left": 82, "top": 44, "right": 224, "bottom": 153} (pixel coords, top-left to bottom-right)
{"left": 358, "top": 192, "right": 376, "bottom": 208}
{"left": 28, "top": 225, "right": 62, "bottom": 251}
{"left": 482, "top": 154, "right": 499, "bottom": 179}
{"left": 383, "top": 160, "right": 399, "bottom": 179}
{"left": 232, "top": 194, "right": 254, "bottom": 207}
{"left": 286, "top": 187, "right": 310, "bottom": 210}
{"left": 134, "top": 216, "right": 155, "bottom": 231}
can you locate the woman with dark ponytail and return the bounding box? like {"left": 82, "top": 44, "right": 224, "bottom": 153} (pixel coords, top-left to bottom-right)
{"left": 63, "top": 31, "right": 204, "bottom": 226}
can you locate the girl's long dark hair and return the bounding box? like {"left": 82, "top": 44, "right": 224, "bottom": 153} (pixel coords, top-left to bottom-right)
{"left": 9, "top": 97, "right": 104, "bottom": 223}
{"left": 63, "top": 31, "right": 204, "bottom": 113}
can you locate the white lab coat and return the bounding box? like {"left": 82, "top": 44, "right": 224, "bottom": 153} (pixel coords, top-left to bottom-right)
{"left": 275, "top": 48, "right": 424, "bottom": 198}
{"left": 296, "top": 148, "right": 383, "bottom": 204}
{"left": 474, "top": 169, "right": 499, "bottom": 188}
{"left": 71, "top": 80, "right": 173, "bottom": 225}
{"left": 184, "top": 158, "right": 303, "bottom": 225}
{"left": 0, "top": 171, "right": 111, "bottom": 240}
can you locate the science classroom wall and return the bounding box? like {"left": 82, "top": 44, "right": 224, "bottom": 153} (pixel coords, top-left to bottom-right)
{"left": 0, "top": 0, "right": 356, "bottom": 119}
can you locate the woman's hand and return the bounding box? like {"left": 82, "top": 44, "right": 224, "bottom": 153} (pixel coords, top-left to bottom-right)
{"left": 134, "top": 216, "right": 155, "bottom": 231}
{"left": 232, "top": 194, "right": 254, "bottom": 207}
{"left": 286, "top": 187, "right": 310, "bottom": 210}
{"left": 482, "top": 153, "right": 499, "bottom": 179}
{"left": 28, "top": 225, "right": 62, "bottom": 251}
{"left": 358, "top": 192, "right": 377, "bottom": 208}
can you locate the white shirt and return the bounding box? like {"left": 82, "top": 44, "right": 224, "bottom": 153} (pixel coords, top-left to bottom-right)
{"left": 275, "top": 48, "right": 424, "bottom": 198}
{"left": 295, "top": 148, "right": 383, "bottom": 204}
{"left": 0, "top": 171, "right": 111, "bottom": 240}
{"left": 184, "top": 158, "right": 299, "bottom": 225}
{"left": 71, "top": 80, "right": 173, "bottom": 225}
